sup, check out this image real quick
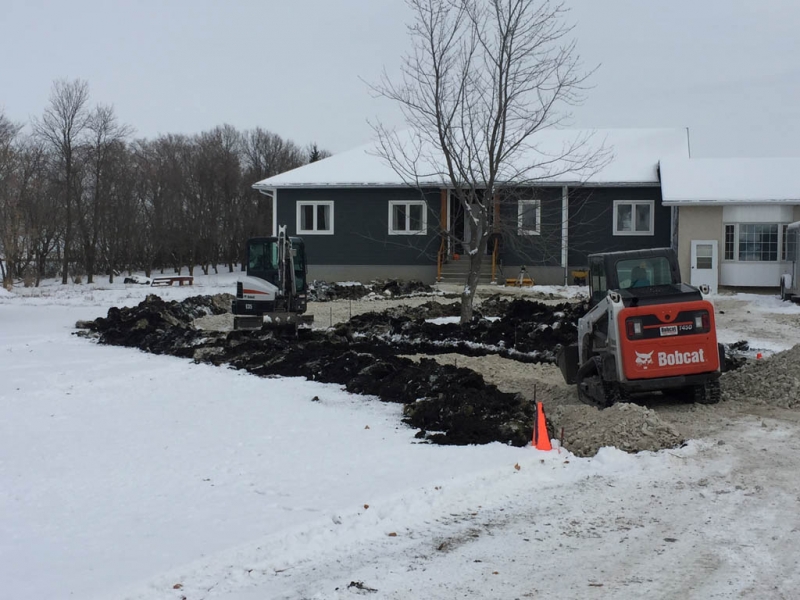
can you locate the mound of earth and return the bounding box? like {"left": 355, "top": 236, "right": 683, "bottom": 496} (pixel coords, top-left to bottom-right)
{"left": 77, "top": 294, "right": 536, "bottom": 447}
{"left": 549, "top": 403, "right": 683, "bottom": 457}
{"left": 77, "top": 293, "right": 746, "bottom": 456}
{"left": 343, "top": 298, "right": 586, "bottom": 363}
{"left": 76, "top": 294, "right": 231, "bottom": 353}
{"left": 721, "top": 344, "right": 800, "bottom": 408}
{"left": 308, "top": 279, "right": 438, "bottom": 302}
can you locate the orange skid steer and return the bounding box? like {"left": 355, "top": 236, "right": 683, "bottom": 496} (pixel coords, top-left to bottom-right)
{"left": 558, "top": 248, "right": 724, "bottom": 408}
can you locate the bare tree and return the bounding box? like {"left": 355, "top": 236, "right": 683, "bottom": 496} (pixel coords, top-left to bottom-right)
{"left": 0, "top": 111, "right": 23, "bottom": 286}
{"left": 373, "top": 0, "right": 605, "bottom": 321}
{"left": 77, "top": 104, "right": 133, "bottom": 282}
{"left": 33, "top": 79, "right": 91, "bottom": 284}
{"left": 241, "top": 128, "right": 305, "bottom": 239}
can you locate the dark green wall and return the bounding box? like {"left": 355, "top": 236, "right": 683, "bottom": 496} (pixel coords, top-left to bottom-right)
{"left": 568, "top": 187, "right": 669, "bottom": 266}
{"left": 274, "top": 185, "right": 669, "bottom": 269}
{"left": 276, "top": 187, "right": 442, "bottom": 266}
{"left": 497, "top": 187, "right": 563, "bottom": 268}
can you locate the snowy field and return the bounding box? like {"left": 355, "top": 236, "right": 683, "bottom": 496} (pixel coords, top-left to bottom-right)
{"left": 3, "top": 276, "right": 800, "bottom": 599}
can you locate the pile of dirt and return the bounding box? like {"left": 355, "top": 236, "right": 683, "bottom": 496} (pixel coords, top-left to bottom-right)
{"left": 342, "top": 298, "right": 586, "bottom": 363}
{"left": 721, "top": 344, "right": 800, "bottom": 408}
{"left": 77, "top": 294, "right": 231, "bottom": 353}
{"left": 308, "top": 280, "right": 438, "bottom": 302}
{"left": 77, "top": 293, "right": 750, "bottom": 456}
{"left": 77, "top": 295, "right": 535, "bottom": 447}
{"left": 549, "top": 403, "right": 683, "bottom": 457}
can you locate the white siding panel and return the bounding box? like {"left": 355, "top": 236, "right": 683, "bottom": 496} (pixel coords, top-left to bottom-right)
{"left": 720, "top": 262, "right": 788, "bottom": 287}
{"left": 722, "top": 205, "right": 794, "bottom": 223}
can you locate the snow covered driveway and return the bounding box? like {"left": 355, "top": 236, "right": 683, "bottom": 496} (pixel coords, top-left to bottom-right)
{"left": 2, "top": 284, "right": 800, "bottom": 599}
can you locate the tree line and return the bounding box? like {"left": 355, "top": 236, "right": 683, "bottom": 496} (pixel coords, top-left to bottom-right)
{"left": 0, "top": 79, "right": 329, "bottom": 287}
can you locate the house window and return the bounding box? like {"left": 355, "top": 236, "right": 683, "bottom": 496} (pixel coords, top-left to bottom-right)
{"left": 613, "top": 200, "right": 654, "bottom": 236}
{"left": 517, "top": 199, "right": 541, "bottom": 235}
{"left": 724, "top": 225, "right": 735, "bottom": 260}
{"left": 724, "top": 223, "right": 791, "bottom": 262}
{"left": 297, "top": 201, "right": 334, "bottom": 235}
{"left": 388, "top": 201, "right": 427, "bottom": 235}
{"left": 738, "top": 224, "right": 778, "bottom": 262}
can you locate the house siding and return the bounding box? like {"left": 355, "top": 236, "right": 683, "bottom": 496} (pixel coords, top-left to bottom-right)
{"left": 497, "top": 187, "right": 563, "bottom": 267}
{"left": 676, "top": 206, "right": 723, "bottom": 283}
{"left": 567, "top": 186, "right": 670, "bottom": 267}
{"left": 276, "top": 187, "right": 443, "bottom": 267}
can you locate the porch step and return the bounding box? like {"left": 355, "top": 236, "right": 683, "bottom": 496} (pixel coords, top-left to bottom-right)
{"left": 438, "top": 259, "right": 496, "bottom": 285}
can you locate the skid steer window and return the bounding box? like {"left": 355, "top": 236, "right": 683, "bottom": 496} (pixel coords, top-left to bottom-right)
{"left": 616, "top": 257, "right": 672, "bottom": 288}
{"left": 589, "top": 258, "right": 607, "bottom": 304}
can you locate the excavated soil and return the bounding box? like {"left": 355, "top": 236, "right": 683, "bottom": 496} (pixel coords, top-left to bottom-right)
{"left": 308, "top": 279, "right": 439, "bottom": 302}
{"left": 76, "top": 291, "right": 776, "bottom": 457}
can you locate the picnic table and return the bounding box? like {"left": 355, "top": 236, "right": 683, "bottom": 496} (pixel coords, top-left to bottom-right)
{"left": 150, "top": 275, "right": 194, "bottom": 287}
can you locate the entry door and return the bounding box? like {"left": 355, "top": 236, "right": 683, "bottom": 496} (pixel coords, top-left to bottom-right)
{"left": 690, "top": 240, "right": 718, "bottom": 294}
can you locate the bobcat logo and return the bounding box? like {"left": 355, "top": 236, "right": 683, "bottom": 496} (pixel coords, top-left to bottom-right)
{"left": 635, "top": 350, "right": 654, "bottom": 367}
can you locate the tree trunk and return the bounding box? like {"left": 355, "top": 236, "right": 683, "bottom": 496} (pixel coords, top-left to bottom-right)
{"left": 459, "top": 215, "right": 488, "bottom": 323}
{"left": 62, "top": 197, "right": 71, "bottom": 284}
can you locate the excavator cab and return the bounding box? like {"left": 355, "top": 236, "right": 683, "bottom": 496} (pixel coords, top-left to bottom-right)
{"left": 245, "top": 237, "right": 308, "bottom": 297}
{"left": 232, "top": 228, "right": 311, "bottom": 330}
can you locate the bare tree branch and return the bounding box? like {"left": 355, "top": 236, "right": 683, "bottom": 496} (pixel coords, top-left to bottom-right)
{"left": 370, "top": 0, "right": 608, "bottom": 321}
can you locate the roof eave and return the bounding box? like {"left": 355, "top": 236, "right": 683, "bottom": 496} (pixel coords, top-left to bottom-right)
{"left": 663, "top": 198, "right": 800, "bottom": 206}
{"left": 253, "top": 179, "right": 662, "bottom": 190}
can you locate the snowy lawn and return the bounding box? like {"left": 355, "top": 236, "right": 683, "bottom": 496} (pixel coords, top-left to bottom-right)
{"left": 2, "top": 280, "right": 800, "bottom": 598}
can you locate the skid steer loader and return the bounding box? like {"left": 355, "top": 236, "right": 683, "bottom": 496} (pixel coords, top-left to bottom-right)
{"left": 558, "top": 248, "right": 724, "bottom": 408}
{"left": 231, "top": 225, "right": 313, "bottom": 330}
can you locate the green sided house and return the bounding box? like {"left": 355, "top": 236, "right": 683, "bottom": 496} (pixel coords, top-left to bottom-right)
{"left": 252, "top": 128, "right": 692, "bottom": 285}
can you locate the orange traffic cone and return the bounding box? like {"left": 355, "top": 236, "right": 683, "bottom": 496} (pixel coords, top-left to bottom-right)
{"left": 532, "top": 402, "right": 552, "bottom": 451}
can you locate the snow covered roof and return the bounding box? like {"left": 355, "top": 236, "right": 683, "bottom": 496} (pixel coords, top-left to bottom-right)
{"left": 660, "top": 158, "right": 800, "bottom": 205}
{"left": 253, "top": 128, "right": 690, "bottom": 189}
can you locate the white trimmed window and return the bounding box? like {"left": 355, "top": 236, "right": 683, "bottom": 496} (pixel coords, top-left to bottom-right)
{"left": 613, "top": 200, "right": 654, "bottom": 236}
{"left": 723, "top": 222, "right": 788, "bottom": 262}
{"left": 388, "top": 200, "right": 427, "bottom": 235}
{"left": 517, "top": 199, "right": 541, "bottom": 235}
{"left": 297, "top": 201, "right": 334, "bottom": 235}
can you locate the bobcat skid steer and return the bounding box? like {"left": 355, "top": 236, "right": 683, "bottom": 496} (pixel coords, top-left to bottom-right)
{"left": 558, "top": 248, "right": 724, "bottom": 408}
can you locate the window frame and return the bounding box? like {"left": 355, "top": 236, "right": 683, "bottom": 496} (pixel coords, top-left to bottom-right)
{"left": 388, "top": 200, "right": 428, "bottom": 236}
{"left": 724, "top": 224, "right": 735, "bottom": 261}
{"left": 517, "top": 199, "right": 541, "bottom": 236}
{"left": 612, "top": 200, "right": 655, "bottom": 236}
{"left": 296, "top": 200, "right": 334, "bottom": 235}
{"left": 722, "top": 222, "right": 790, "bottom": 263}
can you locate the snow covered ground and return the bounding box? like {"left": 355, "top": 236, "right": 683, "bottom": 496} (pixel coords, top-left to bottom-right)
{"left": 2, "top": 278, "right": 800, "bottom": 599}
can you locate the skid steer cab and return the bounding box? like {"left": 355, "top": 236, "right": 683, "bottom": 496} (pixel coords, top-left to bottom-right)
{"left": 232, "top": 226, "right": 314, "bottom": 331}
{"left": 558, "top": 248, "right": 724, "bottom": 408}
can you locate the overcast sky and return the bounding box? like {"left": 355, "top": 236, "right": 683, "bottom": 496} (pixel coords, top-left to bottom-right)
{"left": 2, "top": 0, "right": 799, "bottom": 158}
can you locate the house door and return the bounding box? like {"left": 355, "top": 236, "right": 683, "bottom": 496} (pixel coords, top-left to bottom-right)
{"left": 690, "top": 240, "right": 718, "bottom": 294}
